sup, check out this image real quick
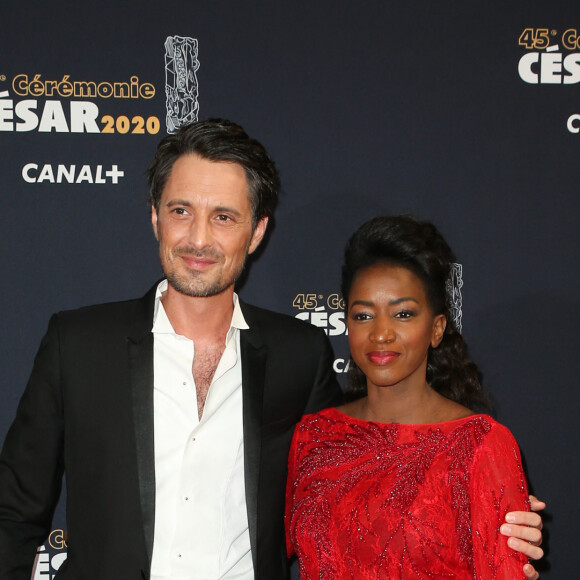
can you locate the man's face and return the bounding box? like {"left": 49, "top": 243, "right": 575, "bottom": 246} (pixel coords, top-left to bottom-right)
{"left": 151, "top": 154, "right": 267, "bottom": 298}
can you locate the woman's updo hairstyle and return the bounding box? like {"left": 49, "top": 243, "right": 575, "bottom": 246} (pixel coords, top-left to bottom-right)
{"left": 341, "top": 215, "right": 491, "bottom": 413}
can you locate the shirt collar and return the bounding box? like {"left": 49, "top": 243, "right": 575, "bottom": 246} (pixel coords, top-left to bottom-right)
{"left": 152, "top": 279, "right": 249, "bottom": 339}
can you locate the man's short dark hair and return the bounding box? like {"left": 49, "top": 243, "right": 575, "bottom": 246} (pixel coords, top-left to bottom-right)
{"left": 146, "top": 118, "right": 280, "bottom": 225}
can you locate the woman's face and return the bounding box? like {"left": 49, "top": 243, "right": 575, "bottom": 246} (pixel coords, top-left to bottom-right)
{"left": 347, "top": 263, "right": 446, "bottom": 393}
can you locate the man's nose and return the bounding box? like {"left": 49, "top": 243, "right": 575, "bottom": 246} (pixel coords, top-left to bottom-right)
{"left": 188, "top": 218, "right": 213, "bottom": 248}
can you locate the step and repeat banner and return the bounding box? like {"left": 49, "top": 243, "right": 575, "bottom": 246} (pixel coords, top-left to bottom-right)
{"left": 1, "top": 1, "right": 577, "bottom": 578}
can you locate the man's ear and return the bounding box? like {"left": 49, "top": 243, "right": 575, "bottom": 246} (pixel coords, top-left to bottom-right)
{"left": 248, "top": 217, "right": 268, "bottom": 254}
{"left": 151, "top": 206, "right": 159, "bottom": 240}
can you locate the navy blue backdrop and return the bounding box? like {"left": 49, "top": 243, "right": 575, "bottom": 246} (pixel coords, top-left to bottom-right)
{"left": 1, "top": 1, "right": 578, "bottom": 577}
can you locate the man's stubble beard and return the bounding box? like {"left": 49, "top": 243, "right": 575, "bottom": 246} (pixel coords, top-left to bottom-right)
{"left": 162, "top": 247, "right": 249, "bottom": 298}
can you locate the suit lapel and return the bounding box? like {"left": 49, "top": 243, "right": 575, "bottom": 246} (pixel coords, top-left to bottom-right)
{"left": 128, "top": 285, "right": 158, "bottom": 568}
{"left": 239, "top": 303, "right": 267, "bottom": 570}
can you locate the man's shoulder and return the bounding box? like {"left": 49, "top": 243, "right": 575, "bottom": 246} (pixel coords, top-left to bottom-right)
{"left": 58, "top": 294, "right": 144, "bottom": 315}
{"left": 52, "top": 284, "right": 156, "bottom": 330}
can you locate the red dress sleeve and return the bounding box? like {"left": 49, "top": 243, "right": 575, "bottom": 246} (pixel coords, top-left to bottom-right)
{"left": 469, "top": 421, "right": 530, "bottom": 579}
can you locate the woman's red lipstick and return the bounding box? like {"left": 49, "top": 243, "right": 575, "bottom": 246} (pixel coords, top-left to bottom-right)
{"left": 367, "top": 351, "right": 399, "bottom": 365}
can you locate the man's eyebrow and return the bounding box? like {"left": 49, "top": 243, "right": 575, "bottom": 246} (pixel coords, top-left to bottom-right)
{"left": 165, "top": 199, "right": 192, "bottom": 207}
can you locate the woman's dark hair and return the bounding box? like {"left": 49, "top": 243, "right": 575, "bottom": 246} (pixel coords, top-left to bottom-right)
{"left": 146, "top": 118, "right": 280, "bottom": 227}
{"left": 342, "top": 215, "right": 492, "bottom": 413}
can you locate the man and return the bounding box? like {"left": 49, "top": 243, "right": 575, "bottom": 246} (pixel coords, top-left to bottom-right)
{"left": 0, "top": 119, "right": 543, "bottom": 579}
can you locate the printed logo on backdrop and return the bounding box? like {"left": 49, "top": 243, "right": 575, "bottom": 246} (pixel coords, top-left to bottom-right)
{"left": 0, "top": 76, "right": 158, "bottom": 135}
{"left": 293, "top": 292, "right": 347, "bottom": 336}
{"left": 516, "top": 27, "right": 580, "bottom": 133}
{"left": 0, "top": 71, "right": 156, "bottom": 185}
{"left": 293, "top": 292, "right": 349, "bottom": 373}
{"left": 165, "top": 36, "right": 200, "bottom": 134}
{"left": 446, "top": 262, "right": 463, "bottom": 333}
{"left": 0, "top": 34, "right": 199, "bottom": 184}
{"left": 32, "top": 529, "right": 67, "bottom": 578}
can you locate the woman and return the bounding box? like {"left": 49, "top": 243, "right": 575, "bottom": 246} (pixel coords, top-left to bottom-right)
{"left": 286, "top": 215, "right": 539, "bottom": 579}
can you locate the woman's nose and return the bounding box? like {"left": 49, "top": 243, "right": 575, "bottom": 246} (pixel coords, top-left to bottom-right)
{"left": 370, "top": 320, "right": 395, "bottom": 343}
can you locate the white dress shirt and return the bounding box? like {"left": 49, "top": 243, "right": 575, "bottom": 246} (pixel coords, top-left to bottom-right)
{"left": 150, "top": 280, "right": 253, "bottom": 580}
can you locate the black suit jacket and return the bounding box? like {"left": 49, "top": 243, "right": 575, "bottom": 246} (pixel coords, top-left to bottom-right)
{"left": 0, "top": 284, "right": 342, "bottom": 579}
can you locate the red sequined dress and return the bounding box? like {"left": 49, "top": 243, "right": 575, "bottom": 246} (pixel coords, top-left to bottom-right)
{"left": 286, "top": 408, "right": 529, "bottom": 579}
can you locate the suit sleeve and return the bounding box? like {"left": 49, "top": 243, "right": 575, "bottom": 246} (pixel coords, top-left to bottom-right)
{"left": 469, "top": 422, "right": 530, "bottom": 579}
{"left": 0, "top": 314, "right": 65, "bottom": 579}
{"left": 285, "top": 425, "right": 299, "bottom": 559}
{"left": 301, "top": 329, "right": 343, "bottom": 415}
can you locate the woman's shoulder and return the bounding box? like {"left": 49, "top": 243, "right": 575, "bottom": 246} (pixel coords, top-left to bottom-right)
{"left": 443, "top": 413, "right": 522, "bottom": 461}
{"left": 470, "top": 415, "right": 520, "bottom": 446}
{"left": 298, "top": 406, "right": 349, "bottom": 427}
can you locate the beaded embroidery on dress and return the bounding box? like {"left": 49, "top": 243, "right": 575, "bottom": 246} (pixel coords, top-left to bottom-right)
{"left": 286, "top": 408, "right": 529, "bottom": 579}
